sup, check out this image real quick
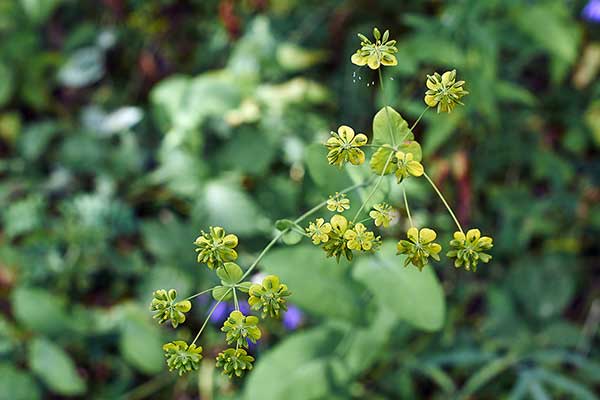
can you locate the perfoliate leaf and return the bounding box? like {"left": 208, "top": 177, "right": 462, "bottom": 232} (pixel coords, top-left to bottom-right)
{"left": 372, "top": 106, "right": 414, "bottom": 146}
{"left": 217, "top": 262, "right": 244, "bottom": 285}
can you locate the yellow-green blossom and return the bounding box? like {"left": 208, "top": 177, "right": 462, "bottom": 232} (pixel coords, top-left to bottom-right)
{"left": 424, "top": 70, "right": 469, "bottom": 113}
{"left": 351, "top": 27, "right": 398, "bottom": 69}
{"left": 248, "top": 275, "right": 291, "bottom": 319}
{"left": 194, "top": 226, "right": 239, "bottom": 269}
{"left": 326, "top": 125, "right": 368, "bottom": 167}
{"left": 447, "top": 229, "right": 493, "bottom": 271}
{"left": 369, "top": 203, "right": 393, "bottom": 227}
{"left": 163, "top": 341, "right": 203, "bottom": 376}
{"left": 150, "top": 289, "right": 192, "bottom": 328}
{"left": 221, "top": 311, "right": 262, "bottom": 348}
{"left": 395, "top": 151, "right": 424, "bottom": 183}
{"left": 344, "top": 223, "right": 378, "bottom": 251}
{"left": 321, "top": 214, "right": 354, "bottom": 262}
{"left": 306, "top": 218, "right": 332, "bottom": 245}
{"left": 397, "top": 227, "right": 442, "bottom": 270}
{"left": 327, "top": 192, "right": 351, "bottom": 212}
{"left": 215, "top": 348, "right": 254, "bottom": 378}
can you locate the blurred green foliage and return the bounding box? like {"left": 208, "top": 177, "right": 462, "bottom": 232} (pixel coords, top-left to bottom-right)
{"left": 0, "top": 0, "right": 598, "bottom": 399}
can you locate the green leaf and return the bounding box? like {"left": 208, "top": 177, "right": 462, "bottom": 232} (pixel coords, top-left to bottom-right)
{"left": 245, "top": 326, "right": 342, "bottom": 400}
{"left": 119, "top": 305, "right": 164, "bottom": 374}
{"left": 398, "top": 140, "right": 422, "bottom": 162}
{"left": 372, "top": 106, "right": 414, "bottom": 146}
{"left": 305, "top": 143, "right": 353, "bottom": 191}
{"left": 282, "top": 230, "right": 303, "bottom": 245}
{"left": 212, "top": 285, "right": 233, "bottom": 301}
{"left": 28, "top": 337, "right": 86, "bottom": 395}
{"left": 352, "top": 241, "right": 445, "bottom": 331}
{"left": 275, "top": 219, "right": 300, "bottom": 231}
{"left": 0, "top": 363, "right": 42, "bottom": 400}
{"left": 370, "top": 145, "right": 396, "bottom": 175}
{"left": 0, "top": 62, "right": 14, "bottom": 107}
{"left": 260, "top": 245, "right": 361, "bottom": 321}
{"left": 216, "top": 262, "right": 244, "bottom": 285}
{"left": 12, "top": 287, "right": 69, "bottom": 336}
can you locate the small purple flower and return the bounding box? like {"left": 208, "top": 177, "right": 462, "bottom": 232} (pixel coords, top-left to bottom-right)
{"left": 209, "top": 300, "right": 252, "bottom": 324}
{"left": 282, "top": 304, "right": 303, "bottom": 330}
{"left": 583, "top": 0, "right": 600, "bottom": 23}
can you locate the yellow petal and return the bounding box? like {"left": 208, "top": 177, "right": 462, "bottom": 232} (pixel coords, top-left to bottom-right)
{"left": 348, "top": 148, "right": 365, "bottom": 165}
{"left": 407, "top": 227, "right": 419, "bottom": 242}
{"left": 381, "top": 54, "right": 397, "bottom": 66}
{"left": 331, "top": 214, "right": 348, "bottom": 233}
{"left": 367, "top": 54, "right": 380, "bottom": 70}
{"left": 353, "top": 133, "right": 368, "bottom": 146}
{"left": 407, "top": 161, "right": 424, "bottom": 177}
{"left": 466, "top": 228, "right": 481, "bottom": 242}
{"left": 419, "top": 228, "right": 437, "bottom": 244}
{"left": 351, "top": 53, "right": 367, "bottom": 66}
{"left": 338, "top": 125, "right": 355, "bottom": 142}
{"left": 424, "top": 94, "right": 438, "bottom": 107}
{"left": 453, "top": 231, "right": 466, "bottom": 241}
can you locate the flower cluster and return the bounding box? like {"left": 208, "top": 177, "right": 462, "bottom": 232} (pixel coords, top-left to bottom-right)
{"left": 397, "top": 228, "right": 442, "bottom": 270}
{"left": 369, "top": 203, "right": 394, "bottom": 227}
{"left": 326, "top": 125, "right": 368, "bottom": 167}
{"left": 447, "top": 229, "right": 494, "bottom": 271}
{"left": 327, "top": 192, "right": 350, "bottom": 212}
{"left": 150, "top": 289, "right": 192, "bottom": 328}
{"left": 152, "top": 225, "right": 292, "bottom": 378}
{"left": 351, "top": 27, "right": 398, "bottom": 69}
{"left": 424, "top": 70, "right": 469, "bottom": 113}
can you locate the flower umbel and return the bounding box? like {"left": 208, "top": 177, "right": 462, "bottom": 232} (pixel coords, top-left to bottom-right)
{"left": 326, "top": 125, "right": 368, "bottom": 167}
{"left": 150, "top": 289, "right": 192, "bottom": 328}
{"left": 369, "top": 203, "right": 394, "bottom": 227}
{"left": 395, "top": 151, "right": 424, "bottom": 183}
{"left": 248, "top": 275, "right": 291, "bottom": 318}
{"left": 306, "top": 217, "right": 332, "bottom": 245}
{"left": 446, "top": 229, "right": 493, "bottom": 271}
{"left": 321, "top": 214, "right": 354, "bottom": 262}
{"left": 424, "top": 70, "right": 469, "bottom": 113}
{"left": 215, "top": 348, "right": 255, "bottom": 378}
{"left": 221, "top": 311, "right": 262, "bottom": 348}
{"left": 344, "top": 223, "right": 379, "bottom": 251}
{"left": 327, "top": 192, "right": 351, "bottom": 212}
{"left": 163, "top": 341, "right": 203, "bottom": 376}
{"left": 397, "top": 227, "right": 442, "bottom": 270}
{"left": 194, "top": 226, "right": 239, "bottom": 269}
{"left": 351, "top": 27, "right": 398, "bottom": 69}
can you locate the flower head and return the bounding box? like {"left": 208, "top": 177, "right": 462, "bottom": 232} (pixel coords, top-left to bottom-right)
{"left": 397, "top": 227, "right": 442, "bottom": 270}
{"left": 446, "top": 229, "right": 493, "bottom": 271}
{"left": 395, "top": 151, "right": 424, "bottom": 183}
{"left": 306, "top": 218, "right": 332, "bottom": 245}
{"left": 344, "top": 223, "right": 379, "bottom": 251}
{"left": 221, "top": 310, "right": 262, "bottom": 348}
{"left": 369, "top": 203, "right": 394, "bottom": 227}
{"left": 321, "top": 214, "right": 354, "bottom": 262}
{"left": 424, "top": 70, "right": 469, "bottom": 113}
{"left": 194, "top": 226, "right": 239, "bottom": 269}
{"left": 163, "top": 341, "right": 203, "bottom": 376}
{"left": 248, "top": 275, "right": 291, "bottom": 319}
{"left": 351, "top": 27, "right": 398, "bottom": 69}
{"left": 215, "top": 348, "right": 254, "bottom": 378}
{"left": 150, "top": 289, "right": 192, "bottom": 328}
{"left": 327, "top": 192, "right": 351, "bottom": 212}
{"left": 326, "top": 125, "right": 368, "bottom": 167}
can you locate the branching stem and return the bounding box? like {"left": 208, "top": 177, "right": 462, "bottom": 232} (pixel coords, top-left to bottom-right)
{"left": 423, "top": 171, "right": 464, "bottom": 234}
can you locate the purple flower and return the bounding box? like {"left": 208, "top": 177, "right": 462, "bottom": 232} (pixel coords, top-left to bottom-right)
{"left": 282, "top": 304, "right": 303, "bottom": 330}
{"left": 583, "top": 0, "right": 600, "bottom": 22}
{"left": 208, "top": 300, "right": 252, "bottom": 324}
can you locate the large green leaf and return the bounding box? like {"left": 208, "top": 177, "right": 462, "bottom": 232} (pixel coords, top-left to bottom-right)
{"left": 353, "top": 241, "right": 445, "bottom": 331}
{"left": 372, "top": 106, "right": 414, "bottom": 146}
{"left": 244, "top": 326, "right": 342, "bottom": 400}
{"left": 0, "top": 363, "right": 42, "bottom": 400}
{"left": 28, "top": 337, "right": 86, "bottom": 395}
{"left": 11, "top": 287, "right": 69, "bottom": 336}
{"left": 260, "top": 245, "right": 361, "bottom": 321}
{"left": 119, "top": 305, "right": 164, "bottom": 374}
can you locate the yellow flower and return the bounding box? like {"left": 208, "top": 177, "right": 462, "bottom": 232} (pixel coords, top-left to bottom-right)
{"left": 306, "top": 218, "right": 332, "bottom": 245}
{"left": 397, "top": 227, "right": 442, "bottom": 270}
{"left": 351, "top": 28, "right": 398, "bottom": 70}
{"left": 326, "top": 125, "right": 368, "bottom": 167}
{"left": 344, "top": 223, "right": 377, "bottom": 251}
{"left": 369, "top": 203, "right": 393, "bottom": 227}
{"left": 327, "top": 192, "right": 351, "bottom": 212}
{"left": 424, "top": 70, "right": 469, "bottom": 113}
{"left": 395, "top": 151, "right": 424, "bottom": 182}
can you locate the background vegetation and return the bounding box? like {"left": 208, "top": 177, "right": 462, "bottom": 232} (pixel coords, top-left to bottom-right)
{"left": 0, "top": 0, "right": 598, "bottom": 399}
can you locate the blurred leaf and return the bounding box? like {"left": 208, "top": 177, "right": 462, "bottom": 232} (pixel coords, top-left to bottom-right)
{"left": 28, "top": 337, "right": 86, "bottom": 395}
{"left": 2, "top": 195, "right": 45, "bottom": 238}
{"left": 20, "top": 0, "right": 62, "bottom": 24}
{"left": 353, "top": 241, "right": 445, "bottom": 331}
{"left": 305, "top": 143, "right": 353, "bottom": 191}
{"left": 277, "top": 43, "right": 328, "bottom": 71}
{"left": 0, "top": 62, "right": 13, "bottom": 106}
{"left": 12, "top": 287, "right": 69, "bottom": 336}
{"left": 0, "top": 363, "right": 42, "bottom": 400}
{"left": 57, "top": 46, "right": 104, "bottom": 88}
{"left": 119, "top": 305, "right": 164, "bottom": 375}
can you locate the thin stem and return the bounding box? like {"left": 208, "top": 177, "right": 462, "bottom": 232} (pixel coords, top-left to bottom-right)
{"left": 378, "top": 69, "right": 396, "bottom": 147}
{"left": 352, "top": 152, "right": 395, "bottom": 222}
{"left": 423, "top": 171, "right": 464, "bottom": 234}
{"left": 409, "top": 106, "right": 430, "bottom": 133}
{"left": 185, "top": 287, "right": 217, "bottom": 301}
{"left": 403, "top": 187, "right": 414, "bottom": 227}
{"left": 232, "top": 288, "right": 239, "bottom": 311}
{"left": 239, "top": 178, "right": 372, "bottom": 282}
{"left": 191, "top": 288, "right": 232, "bottom": 346}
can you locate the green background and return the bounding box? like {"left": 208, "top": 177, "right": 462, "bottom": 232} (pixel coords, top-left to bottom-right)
{"left": 0, "top": 0, "right": 598, "bottom": 399}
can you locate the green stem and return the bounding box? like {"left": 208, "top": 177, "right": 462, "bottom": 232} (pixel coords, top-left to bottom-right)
{"left": 409, "top": 106, "right": 430, "bottom": 133}
{"left": 185, "top": 287, "right": 217, "bottom": 301}
{"left": 423, "top": 171, "right": 464, "bottom": 234}
{"left": 239, "top": 178, "right": 372, "bottom": 282}
{"left": 232, "top": 288, "right": 239, "bottom": 311}
{"left": 352, "top": 152, "right": 394, "bottom": 222}
{"left": 403, "top": 187, "right": 413, "bottom": 227}
{"left": 191, "top": 288, "right": 232, "bottom": 346}
{"left": 378, "top": 69, "right": 396, "bottom": 147}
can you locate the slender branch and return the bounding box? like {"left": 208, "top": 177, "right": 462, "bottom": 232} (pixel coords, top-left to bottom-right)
{"left": 191, "top": 288, "right": 232, "bottom": 346}
{"left": 352, "top": 152, "right": 394, "bottom": 222}
{"left": 232, "top": 288, "right": 239, "bottom": 311}
{"left": 185, "top": 287, "right": 218, "bottom": 301}
{"left": 409, "top": 106, "right": 430, "bottom": 133}
{"left": 423, "top": 171, "right": 464, "bottom": 234}
{"left": 403, "top": 187, "right": 414, "bottom": 227}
